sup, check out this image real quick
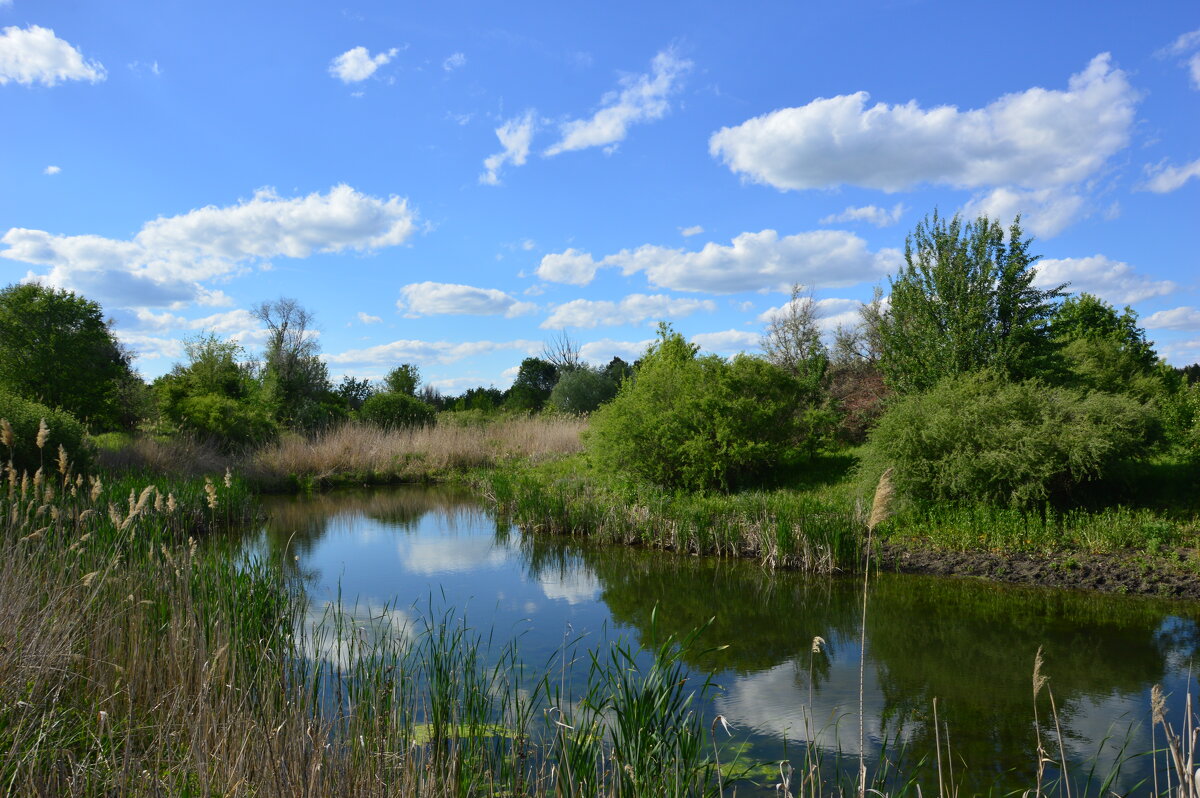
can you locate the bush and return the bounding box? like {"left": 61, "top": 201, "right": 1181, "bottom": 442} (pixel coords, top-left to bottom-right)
{"left": 548, "top": 367, "right": 617, "bottom": 415}
{"left": 587, "top": 325, "right": 822, "bottom": 491}
{"left": 171, "top": 393, "right": 278, "bottom": 450}
{"left": 859, "top": 372, "right": 1158, "bottom": 509}
{"left": 358, "top": 392, "right": 436, "bottom": 429}
{"left": 0, "top": 391, "right": 91, "bottom": 473}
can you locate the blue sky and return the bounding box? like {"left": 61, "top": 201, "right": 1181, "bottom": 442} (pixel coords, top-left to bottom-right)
{"left": 2, "top": 1, "right": 1198, "bottom": 392}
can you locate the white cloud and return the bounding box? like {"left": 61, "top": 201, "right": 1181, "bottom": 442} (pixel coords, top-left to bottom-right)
{"left": 0, "top": 24, "right": 106, "bottom": 86}
{"left": 1160, "top": 338, "right": 1200, "bottom": 366}
{"left": 480, "top": 110, "right": 536, "bottom": 185}
{"left": 538, "top": 229, "right": 899, "bottom": 294}
{"left": 1159, "top": 28, "right": 1200, "bottom": 89}
{"left": 541, "top": 293, "right": 715, "bottom": 329}
{"left": 1144, "top": 306, "right": 1200, "bottom": 331}
{"left": 960, "top": 187, "right": 1085, "bottom": 238}
{"left": 325, "top": 338, "right": 540, "bottom": 366}
{"left": 691, "top": 329, "right": 759, "bottom": 353}
{"left": 398, "top": 281, "right": 536, "bottom": 318}
{"left": 544, "top": 47, "right": 691, "bottom": 156}
{"left": 680, "top": 225, "right": 704, "bottom": 237}
{"left": 442, "top": 52, "right": 466, "bottom": 72}
{"left": 1139, "top": 158, "right": 1200, "bottom": 193}
{"left": 356, "top": 311, "right": 382, "bottom": 325}
{"left": 535, "top": 248, "right": 598, "bottom": 285}
{"left": 710, "top": 54, "right": 1135, "bottom": 193}
{"left": 2, "top": 184, "right": 417, "bottom": 308}
{"left": 757, "top": 296, "right": 867, "bottom": 333}
{"left": 113, "top": 331, "right": 184, "bottom": 361}
{"left": 579, "top": 337, "right": 654, "bottom": 363}
{"left": 1035, "top": 256, "right": 1177, "bottom": 304}
{"left": 43, "top": 165, "right": 60, "bottom": 175}
{"left": 329, "top": 45, "right": 398, "bottom": 83}
{"left": 819, "top": 203, "right": 905, "bottom": 228}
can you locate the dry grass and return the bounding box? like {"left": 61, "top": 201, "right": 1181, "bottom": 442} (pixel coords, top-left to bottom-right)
{"left": 94, "top": 432, "right": 233, "bottom": 476}
{"left": 251, "top": 416, "right": 586, "bottom": 486}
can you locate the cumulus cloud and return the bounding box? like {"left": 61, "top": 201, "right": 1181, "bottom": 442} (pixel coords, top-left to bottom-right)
{"left": 356, "top": 311, "right": 382, "bottom": 325}
{"left": 541, "top": 293, "right": 715, "bottom": 329}
{"left": 579, "top": 337, "right": 654, "bottom": 363}
{"left": 819, "top": 203, "right": 905, "bottom": 228}
{"left": 680, "top": 225, "right": 704, "bottom": 237}
{"left": 710, "top": 54, "right": 1135, "bottom": 193}
{"left": 535, "top": 248, "right": 598, "bottom": 285}
{"left": 691, "top": 329, "right": 759, "bottom": 353}
{"left": 538, "top": 229, "right": 899, "bottom": 294}
{"left": 480, "top": 110, "right": 536, "bottom": 185}
{"left": 1139, "top": 158, "right": 1200, "bottom": 193}
{"left": 1035, "top": 255, "right": 1177, "bottom": 304}
{"left": 757, "top": 296, "right": 868, "bottom": 333}
{"left": 443, "top": 52, "right": 466, "bottom": 72}
{"left": 960, "top": 187, "right": 1085, "bottom": 238}
{"left": 325, "top": 338, "right": 540, "bottom": 366}
{"left": 329, "top": 45, "right": 398, "bottom": 83}
{"left": 0, "top": 25, "right": 106, "bottom": 86}
{"left": 43, "top": 165, "right": 60, "bottom": 175}
{"left": 544, "top": 47, "right": 691, "bottom": 156}
{"left": 1, "top": 184, "right": 417, "bottom": 308}
{"left": 398, "top": 281, "right": 536, "bottom": 318}
{"left": 1144, "top": 306, "right": 1200, "bottom": 331}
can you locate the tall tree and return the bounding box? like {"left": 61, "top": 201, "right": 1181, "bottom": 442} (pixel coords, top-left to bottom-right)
{"left": 876, "top": 212, "right": 1063, "bottom": 393}
{"left": 252, "top": 297, "right": 332, "bottom": 427}
{"left": 384, "top": 364, "right": 421, "bottom": 396}
{"left": 0, "top": 282, "right": 135, "bottom": 429}
{"left": 761, "top": 283, "right": 828, "bottom": 385}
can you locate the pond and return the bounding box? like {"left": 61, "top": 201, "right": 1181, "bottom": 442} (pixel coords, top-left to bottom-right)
{"left": 236, "top": 484, "right": 1200, "bottom": 795}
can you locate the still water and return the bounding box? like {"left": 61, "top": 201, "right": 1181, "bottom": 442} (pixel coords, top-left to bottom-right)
{"left": 238, "top": 485, "right": 1199, "bottom": 794}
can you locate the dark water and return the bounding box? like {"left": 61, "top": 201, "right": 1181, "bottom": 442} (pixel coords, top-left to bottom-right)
{"left": 239, "top": 485, "right": 1200, "bottom": 795}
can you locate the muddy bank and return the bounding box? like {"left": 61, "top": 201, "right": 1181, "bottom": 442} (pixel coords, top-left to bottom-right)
{"left": 878, "top": 542, "right": 1200, "bottom": 599}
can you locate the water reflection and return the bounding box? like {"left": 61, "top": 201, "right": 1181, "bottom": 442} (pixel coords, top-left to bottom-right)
{"left": 242, "top": 485, "right": 1200, "bottom": 795}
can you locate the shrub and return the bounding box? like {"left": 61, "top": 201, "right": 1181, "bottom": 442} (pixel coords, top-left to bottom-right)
{"left": 548, "top": 367, "right": 617, "bottom": 415}
{"left": 0, "top": 391, "right": 91, "bottom": 473}
{"left": 859, "top": 372, "right": 1158, "bottom": 509}
{"left": 587, "top": 325, "right": 822, "bottom": 491}
{"left": 358, "top": 392, "right": 436, "bottom": 429}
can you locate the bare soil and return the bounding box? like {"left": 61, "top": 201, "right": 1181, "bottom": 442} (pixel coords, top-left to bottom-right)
{"left": 877, "top": 542, "right": 1200, "bottom": 599}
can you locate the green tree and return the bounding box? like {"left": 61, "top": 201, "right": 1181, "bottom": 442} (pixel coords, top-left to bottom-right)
{"left": 253, "top": 297, "right": 333, "bottom": 428}
{"left": 384, "top": 364, "right": 421, "bottom": 396}
{"left": 1049, "top": 293, "right": 1160, "bottom": 396}
{"left": 0, "top": 283, "right": 136, "bottom": 429}
{"left": 877, "top": 213, "right": 1064, "bottom": 393}
{"left": 588, "top": 324, "right": 824, "bottom": 491}
{"left": 548, "top": 366, "right": 617, "bottom": 415}
{"left": 155, "top": 334, "right": 276, "bottom": 448}
{"left": 335, "top": 376, "right": 374, "bottom": 411}
{"left": 504, "top": 357, "right": 559, "bottom": 411}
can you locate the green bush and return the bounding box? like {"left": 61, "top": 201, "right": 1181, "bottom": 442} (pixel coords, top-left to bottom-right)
{"left": 0, "top": 391, "right": 91, "bottom": 473}
{"left": 358, "top": 392, "right": 436, "bottom": 429}
{"left": 587, "top": 325, "right": 822, "bottom": 491}
{"left": 172, "top": 393, "right": 278, "bottom": 449}
{"left": 859, "top": 372, "right": 1158, "bottom": 509}
{"left": 548, "top": 367, "right": 617, "bottom": 415}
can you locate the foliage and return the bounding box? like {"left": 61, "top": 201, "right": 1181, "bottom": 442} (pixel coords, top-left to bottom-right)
{"left": 0, "top": 391, "right": 90, "bottom": 472}
{"left": 0, "top": 282, "right": 137, "bottom": 430}
{"left": 358, "top": 391, "right": 436, "bottom": 429}
{"left": 450, "top": 386, "right": 505, "bottom": 413}
{"left": 860, "top": 372, "right": 1158, "bottom": 509}
{"left": 384, "top": 363, "right": 421, "bottom": 396}
{"left": 547, "top": 367, "right": 617, "bottom": 415}
{"left": 588, "top": 324, "right": 826, "bottom": 491}
{"left": 504, "top": 357, "right": 559, "bottom": 411}
{"left": 155, "top": 334, "right": 277, "bottom": 449}
{"left": 877, "top": 213, "right": 1063, "bottom": 394}
{"left": 253, "top": 298, "right": 334, "bottom": 428}
{"left": 335, "top": 376, "right": 373, "bottom": 411}
{"left": 1050, "top": 293, "right": 1162, "bottom": 396}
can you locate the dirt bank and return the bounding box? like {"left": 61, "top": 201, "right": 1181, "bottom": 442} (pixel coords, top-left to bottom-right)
{"left": 878, "top": 542, "right": 1200, "bottom": 600}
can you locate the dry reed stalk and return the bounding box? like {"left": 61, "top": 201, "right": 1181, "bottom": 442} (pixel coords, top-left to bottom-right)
{"left": 857, "top": 467, "right": 894, "bottom": 798}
